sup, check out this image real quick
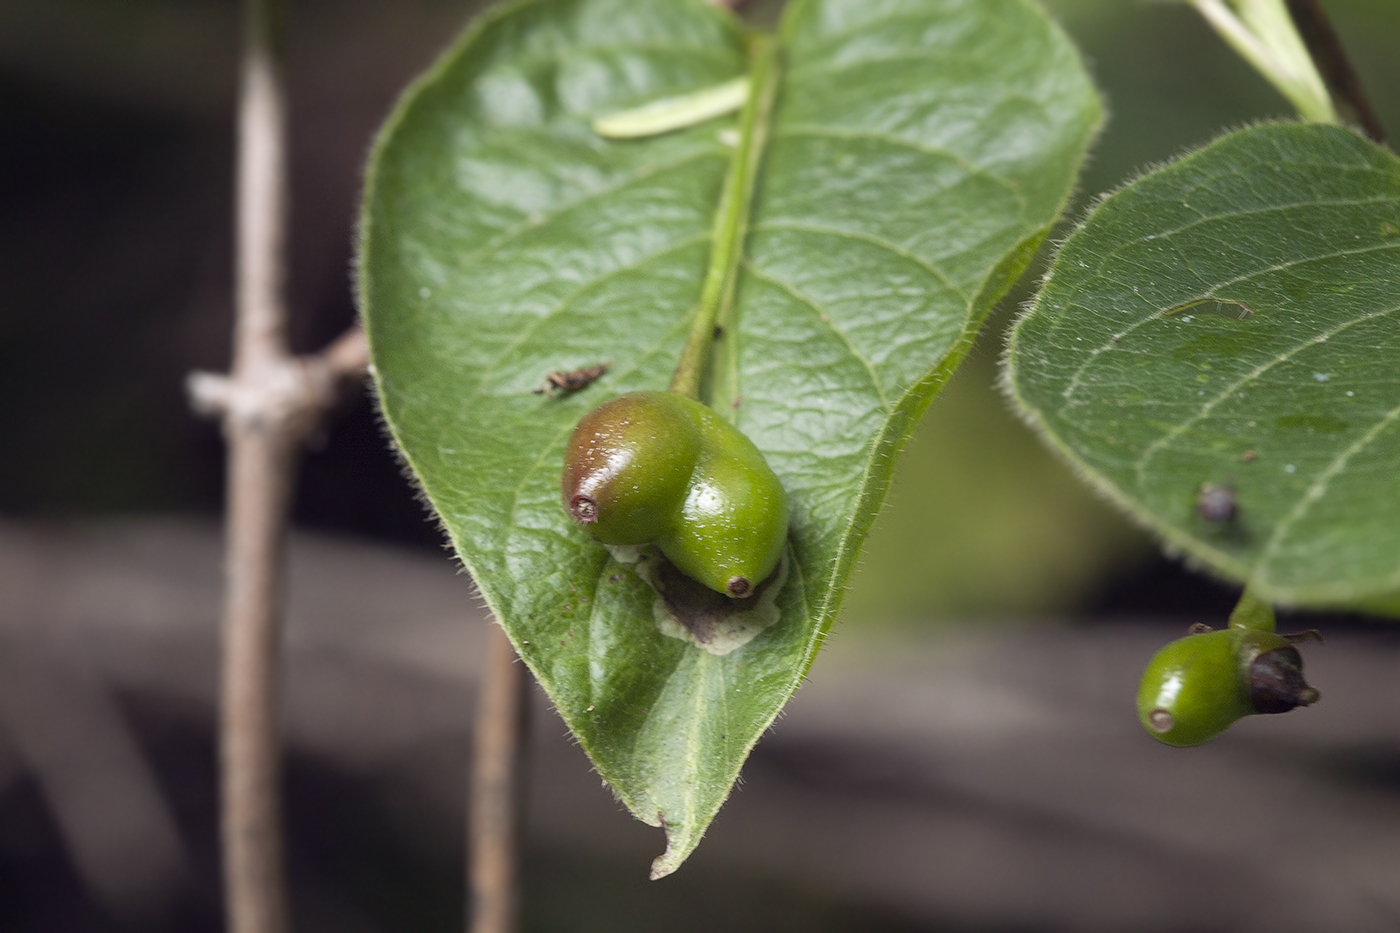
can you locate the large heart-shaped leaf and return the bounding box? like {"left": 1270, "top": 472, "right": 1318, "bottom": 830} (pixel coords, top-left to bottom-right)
{"left": 1006, "top": 123, "right": 1400, "bottom": 613}
{"left": 361, "top": 0, "right": 1098, "bottom": 875}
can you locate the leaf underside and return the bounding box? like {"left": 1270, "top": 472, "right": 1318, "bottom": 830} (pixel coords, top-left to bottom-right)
{"left": 361, "top": 0, "right": 1098, "bottom": 876}
{"left": 1007, "top": 123, "right": 1400, "bottom": 612}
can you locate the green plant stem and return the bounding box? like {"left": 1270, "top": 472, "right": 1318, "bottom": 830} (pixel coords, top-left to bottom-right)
{"left": 1227, "top": 586, "right": 1277, "bottom": 633}
{"left": 1190, "top": 0, "right": 1336, "bottom": 124}
{"left": 668, "top": 35, "right": 781, "bottom": 401}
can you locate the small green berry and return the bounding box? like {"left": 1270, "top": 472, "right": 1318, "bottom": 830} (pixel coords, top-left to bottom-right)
{"left": 1138, "top": 626, "right": 1319, "bottom": 747}
{"left": 659, "top": 422, "right": 788, "bottom": 598}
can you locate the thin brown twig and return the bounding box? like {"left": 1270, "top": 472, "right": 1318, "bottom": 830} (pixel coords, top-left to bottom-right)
{"left": 217, "top": 2, "right": 294, "bottom": 930}
{"left": 468, "top": 624, "right": 528, "bottom": 933}
{"left": 1284, "top": 0, "right": 1387, "bottom": 145}
{"left": 185, "top": 0, "right": 370, "bottom": 930}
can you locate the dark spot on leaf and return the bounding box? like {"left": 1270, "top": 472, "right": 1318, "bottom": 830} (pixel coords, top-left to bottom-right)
{"left": 650, "top": 558, "right": 782, "bottom": 648}
{"left": 1277, "top": 413, "right": 1348, "bottom": 433}
{"left": 1196, "top": 483, "right": 1236, "bottom": 523}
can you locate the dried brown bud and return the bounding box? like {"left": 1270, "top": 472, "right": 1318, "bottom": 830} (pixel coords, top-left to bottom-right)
{"left": 1249, "top": 645, "right": 1320, "bottom": 714}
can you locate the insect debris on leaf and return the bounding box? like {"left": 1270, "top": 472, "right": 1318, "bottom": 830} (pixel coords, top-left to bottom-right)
{"left": 1197, "top": 483, "right": 1237, "bottom": 523}
{"left": 535, "top": 362, "right": 611, "bottom": 397}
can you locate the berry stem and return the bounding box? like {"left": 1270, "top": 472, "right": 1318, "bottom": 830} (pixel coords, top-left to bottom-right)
{"left": 669, "top": 35, "right": 781, "bottom": 400}
{"left": 1227, "top": 585, "right": 1277, "bottom": 633}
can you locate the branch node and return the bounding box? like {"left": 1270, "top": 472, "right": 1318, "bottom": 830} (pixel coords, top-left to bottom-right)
{"left": 186, "top": 327, "right": 370, "bottom": 439}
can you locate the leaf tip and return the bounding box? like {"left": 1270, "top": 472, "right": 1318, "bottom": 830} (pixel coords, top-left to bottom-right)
{"left": 648, "top": 811, "right": 681, "bottom": 880}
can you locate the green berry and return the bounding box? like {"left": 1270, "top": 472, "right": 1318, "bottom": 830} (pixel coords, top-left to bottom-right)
{"left": 1137, "top": 630, "right": 1251, "bottom": 747}
{"left": 561, "top": 392, "right": 701, "bottom": 545}
{"left": 562, "top": 391, "right": 788, "bottom": 597}
{"left": 658, "top": 420, "right": 788, "bottom": 598}
{"left": 1138, "top": 627, "right": 1320, "bottom": 747}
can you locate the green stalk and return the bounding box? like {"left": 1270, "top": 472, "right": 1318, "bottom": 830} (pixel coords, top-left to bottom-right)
{"left": 1227, "top": 585, "right": 1276, "bottom": 633}
{"left": 669, "top": 35, "right": 781, "bottom": 400}
{"left": 1189, "top": 0, "right": 1336, "bottom": 124}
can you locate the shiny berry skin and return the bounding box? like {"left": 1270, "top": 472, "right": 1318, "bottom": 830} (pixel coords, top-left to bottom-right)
{"left": 1137, "top": 627, "right": 1319, "bottom": 747}
{"left": 562, "top": 391, "right": 788, "bottom": 598}
{"left": 659, "top": 422, "right": 788, "bottom": 598}
{"left": 562, "top": 392, "right": 701, "bottom": 546}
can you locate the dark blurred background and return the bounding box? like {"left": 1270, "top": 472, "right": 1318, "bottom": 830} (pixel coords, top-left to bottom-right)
{"left": 2, "top": 0, "right": 1399, "bottom": 930}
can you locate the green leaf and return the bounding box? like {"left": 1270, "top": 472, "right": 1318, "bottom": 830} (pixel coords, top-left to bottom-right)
{"left": 1006, "top": 123, "right": 1400, "bottom": 612}
{"left": 360, "top": 0, "right": 1099, "bottom": 876}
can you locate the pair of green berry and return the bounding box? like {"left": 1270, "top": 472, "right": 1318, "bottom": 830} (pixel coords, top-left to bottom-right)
{"left": 1137, "top": 591, "right": 1320, "bottom": 746}
{"left": 562, "top": 390, "right": 788, "bottom": 599}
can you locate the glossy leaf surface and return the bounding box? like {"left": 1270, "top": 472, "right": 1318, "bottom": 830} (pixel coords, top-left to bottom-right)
{"left": 361, "top": 0, "right": 1098, "bottom": 875}
{"left": 1007, "top": 124, "right": 1400, "bottom": 611}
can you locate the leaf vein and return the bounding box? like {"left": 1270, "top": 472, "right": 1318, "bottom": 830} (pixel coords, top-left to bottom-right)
{"left": 1086, "top": 193, "right": 1400, "bottom": 281}
{"left": 1061, "top": 240, "right": 1400, "bottom": 404}
{"left": 453, "top": 149, "right": 722, "bottom": 268}
{"left": 497, "top": 41, "right": 742, "bottom": 83}
{"left": 756, "top": 219, "right": 970, "bottom": 301}
{"left": 787, "top": 48, "right": 1017, "bottom": 83}
{"left": 786, "top": 10, "right": 969, "bottom": 57}
{"left": 741, "top": 262, "right": 893, "bottom": 413}
{"left": 1129, "top": 302, "right": 1400, "bottom": 487}
{"left": 1258, "top": 330, "right": 1400, "bottom": 581}
{"left": 775, "top": 123, "right": 1024, "bottom": 203}
{"left": 468, "top": 232, "right": 711, "bottom": 401}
